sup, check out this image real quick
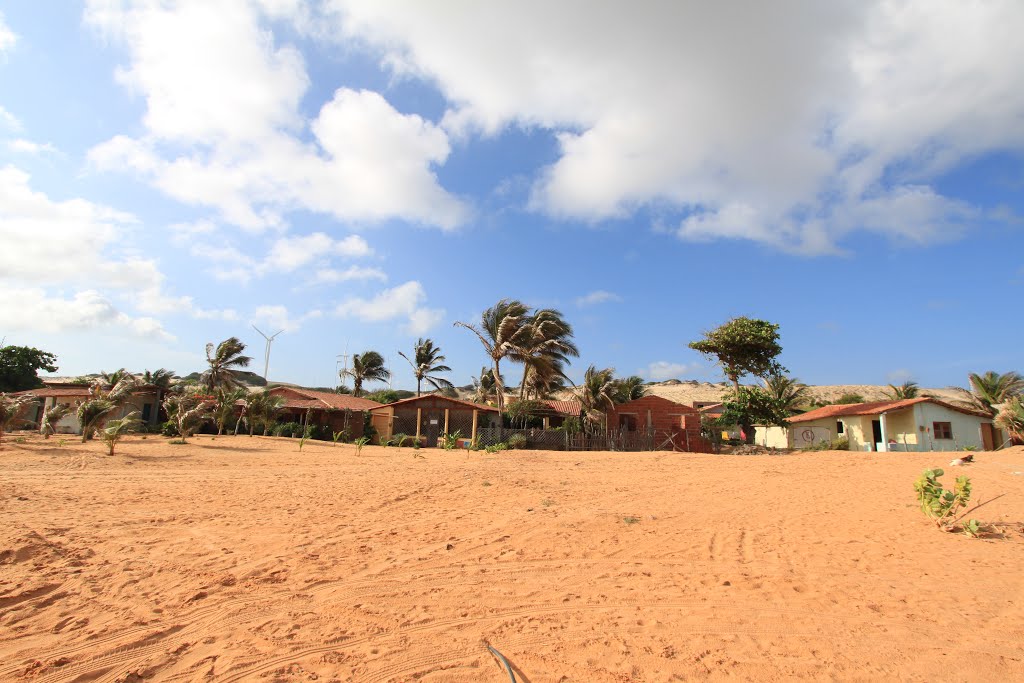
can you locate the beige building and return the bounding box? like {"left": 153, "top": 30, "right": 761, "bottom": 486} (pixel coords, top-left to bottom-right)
{"left": 762, "top": 398, "right": 1002, "bottom": 451}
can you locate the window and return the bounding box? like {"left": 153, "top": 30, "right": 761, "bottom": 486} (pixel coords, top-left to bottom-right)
{"left": 141, "top": 403, "right": 152, "bottom": 422}
{"left": 933, "top": 422, "right": 953, "bottom": 440}
{"left": 619, "top": 414, "right": 638, "bottom": 432}
{"left": 836, "top": 421, "right": 844, "bottom": 435}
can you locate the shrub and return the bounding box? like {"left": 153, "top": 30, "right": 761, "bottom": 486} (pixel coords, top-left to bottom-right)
{"left": 441, "top": 430, "right": 462, "bottom": 450}
{"left": 160, "top": 421, "right": 177, "bottom": 437}
{"left": 354, "top": 436, "right": 369, "bottom": 456}
{"left": 273, "top": 421, "right": 301, "bottom": 438}
{"left": 914, "top": 468, "right": 979, "bottom": 536}
{"left": 506, "top": 433, "right": 527, "bottom": 450}
{"left": 804, "top": 435, "right": 849, "bottom": 451}
{"left": 485, "top": 441, "right": 507, "bottom": 454}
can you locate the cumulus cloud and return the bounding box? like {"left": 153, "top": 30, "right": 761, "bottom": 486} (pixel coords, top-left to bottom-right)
{"left": 252, "top": 304, "right": 322, "bottom": 333}
{"left": 334, "top": 280, "right": 444, "bottom": 334}
{"left": 6, "top": 139, "right": 59, "bottom": 156}
{"left": 0, "top": 164, "right": 235, "bottom": 324}
{"left": 0, "top": 288, "right": 172, "bottom": 340}
{"left": 310, "top": 265, "right": 387, "bottom": 285}
{"left": 85, "top": 1, "right": 468, "bottom": 231}
{"left": 575, "top": 290, "right": 622, "bottom": 307}
{"left": 0, "top": 106, "right": 19, "bottom": 131}
{"left": 331, "top": 0, "right": 1024, "bottom": 252}
{"left": 0, "top": 11, "right": 16, "bottom": 55}
{"left": 644, "top": 361, "right": 702, "bottom": 382}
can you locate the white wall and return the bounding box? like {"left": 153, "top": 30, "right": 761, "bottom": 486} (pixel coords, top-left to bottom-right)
{"left": 915, "top": 403, "right": 988, "bottom": 451}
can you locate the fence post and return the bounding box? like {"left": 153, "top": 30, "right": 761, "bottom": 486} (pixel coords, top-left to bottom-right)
{"left": 416, "top": 408, "right": 422, "bottom": 441}
{"left": 444, "top": 408, "right": 449, "bottom": 435}
{"left": 471, "top": 410, "right": 478, "bottom": 443}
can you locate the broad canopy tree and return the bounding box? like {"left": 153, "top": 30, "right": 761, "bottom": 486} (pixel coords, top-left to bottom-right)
{"left": 688, "top": 317, "right": 786, "bottom": 396}
{"left": 0, "top": 346, "right": 58, "bottom": 392}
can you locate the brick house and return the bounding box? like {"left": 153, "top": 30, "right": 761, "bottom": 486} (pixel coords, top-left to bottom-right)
{"left": 605, "top": 395, "right": 708, "bottom": 452}
{"left": 262, "top": 387, "right": 382, "bottom": 438}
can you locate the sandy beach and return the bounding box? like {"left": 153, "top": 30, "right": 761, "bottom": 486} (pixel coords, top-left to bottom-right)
{"left": 2, "top": 434, "right": 1022, "bottom": 682}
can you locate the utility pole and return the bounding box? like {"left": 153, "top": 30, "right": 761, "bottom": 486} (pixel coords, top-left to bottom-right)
{"left": 252, "top": 325, "right": 283, "bottom": 381}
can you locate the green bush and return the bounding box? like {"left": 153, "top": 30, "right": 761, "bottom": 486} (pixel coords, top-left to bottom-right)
{"left": 485, "top": 441, "right": 507, "bottom": 454}
{"left": 914, "top": 467, "right": 979, "bottom": 536}
{"left": 441, "top": 430, "right": 462, "bottom": 450}
{"left": 273, "top": 421, "right": 301, "bottom": 438}
{"left": 506, "top": 433, "right": 527, "bottom": 450}
{"left": 804, "top": 435, "right": 849, "bottom": 451}
{"left": 160, "top": 421, "right": 177, "bottom": 437}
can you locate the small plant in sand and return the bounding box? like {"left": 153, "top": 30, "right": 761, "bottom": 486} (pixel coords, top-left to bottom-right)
{"left": 914, "top": 468, "right": 980, "bottom": 536}
{"left": 101, "top": 411, "right": 141, "bottom": 456}
{"left": 298, "top": 435, "right": 308, "bottom": 451}
{"left": 485, "top": 441, "right": 507, "bottom": 454}
{"left": 57, "top": 438, "right": 67, "bottom": 448}
{"left": 331, "top": 430, "right": 348, "bottom": 446}
{"left": 40, "top": 403, "right": 72, "bottom": 439}
{"left": 623, "top": 516, "right": 641, "bottom": 525}
{"left": 354, "top": 436, "right": 370, "bottom": 456}
{"left": 441, "top": 430, "right": 462, "bottom": 450}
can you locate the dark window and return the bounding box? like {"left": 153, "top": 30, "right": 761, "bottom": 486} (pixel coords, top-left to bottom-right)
{"left": 619, "top": 414, "right": 638, "bottom": 432}
{"left": 141, "top": 403, "right": 152, "bottom": 422}
{"left": 836, "top": 420, "right": 844, "bottom": 434}
{"left": 933, "top": 422, "right": 953, "bottom": 440}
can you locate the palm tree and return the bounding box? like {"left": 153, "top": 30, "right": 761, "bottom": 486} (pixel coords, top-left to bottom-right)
{"left": 0, "top": 393, "right": 33, "bottom": 447}
{"left": 340, "top": 351, "right": 390, "bottom": 398}
{"left": 77, "top": 376, "right": 139, "bottom": 442}
{"left": 398, "top": 338, "right": 454, "bottom": 396}
{"left": 214, "top": 388, "right": 247, "bottom": 435}
{"left": 764, "top": 374, "right": 811, "bottom": 415}
{"left": 201, "top": 337, "right": 252, "bottom": 392}
{"left": 996, "top": 397, "right": 1024, "bottom": 444}
{"left": 142, "top": 368, "right": 175, "bottom": 422}
{"left": 454, "top": 299, "right": 530, "bottom": 412}
{"left": 100, "top": 368, "right": 135, "bottom": 385}
{"left": 573, "top": 366, "right": 617, "bottom": 432}
{"left": 510, "top": 309, "right": 579, "bottom": 400}
{"left": 246, "top": 390, "right": 285, "bottom": 436}
{"left": 101, "top": 411, "right": 141, "bottom": 456}
{"left": 956, "top": 371, "right": 1024, "bottom": 417}
{"left": 886, "top": 380, "right": 920, "bottom": 400}
{"left": 613, "top": 376, "right": 647, "bottom": 404}
{"left": 163, "top": 389, "right": 215, "bottom": 440}
{"left": 471, "top": 367, "right": 502, "bottom": 404}
{"left": 40, "top": 403, "right": 72, "bottom": 439}
{"left": 523, "top": 356, "right": 568, "bottom": 400}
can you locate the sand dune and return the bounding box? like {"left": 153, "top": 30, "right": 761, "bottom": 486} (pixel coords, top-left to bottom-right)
{"left": 1, "top": 434, "right": 1022, "bottom": 682}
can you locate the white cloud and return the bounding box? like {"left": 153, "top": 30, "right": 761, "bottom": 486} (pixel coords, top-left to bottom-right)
{"left": 6, "top": 139, "right": 58, "bottom": 156}
{"left": 331, "top": 0, "right": 1024, "bottom": 252}
{"left": 644, "top": 361, "right": 702, "bottom": 382}
{"left": 0, "top": 106, "right": 19, "bottom": 131}
{"left": 334, "top": 280, "right": 444, "bottom": 334}
{"left": 0, "top": 11, "right": 16, "bottom": 55}
{"left": 263, "top": 233, "right": 372, "bottom": 272}
{"left": 0, "top": 288, "right": 172, "bottom": 340}
{"left": 86, "top": 1, "right": 468, "bottom": 231}
{"left": 252, "top": 304, "right": 322, "bottom": 333}
{"left": 0, "top": 165, "right": 236, "bottom": 325}
{"left": 886, "top": 369, "right": 914, "bottom": 383}
{"left": 575, "top": 290, "right": 622, "bottom": 307}
{"left": 311, "top": 265, "right": 387, "bottom": 284}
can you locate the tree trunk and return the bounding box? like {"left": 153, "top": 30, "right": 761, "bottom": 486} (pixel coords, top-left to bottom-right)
{"left": 743, "top": 423, "right": 755, "bottom": 445}
{"left": 234, "top": 408, "right": 245, "bottom": 436}
{"left": 519, "top": 364, "right": 530, "bottom": 400}
{"left": 731, "top": 374, "right": 741, "bottom": 398}
{"left": 108, "top": 441, "right": 115, "bottom": 456}
{"left": 416, "top": 378, "right": 421, "bottom": 397}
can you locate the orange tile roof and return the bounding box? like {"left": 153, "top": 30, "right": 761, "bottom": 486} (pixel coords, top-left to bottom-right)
{"left": 371, "top": 394, "right": 499, "bottom": 412}
{"left": 268, "top": 387, "right": 382, "bottom": 411}
{"left": 787, "top": 397, "right": 989, "bottom": 423}
{"left": 540, "top": 399, "right": 582, "bottom": 416}
{"left": 15, "top": 387, "right": 91, "bottom": 398}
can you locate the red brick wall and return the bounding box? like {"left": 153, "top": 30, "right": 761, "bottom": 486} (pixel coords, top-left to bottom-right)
{"left": 606, "top": 395, "right": 709, "bottom": 452}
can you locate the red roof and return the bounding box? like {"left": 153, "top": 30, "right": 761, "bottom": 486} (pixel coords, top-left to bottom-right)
{"left": 787, "top": 397, "right": 989, "bottom": 423}
{"left": 268, "top": 387, "right": 382, "bottom": 411}
{"left": 370, "top": 394, "right": 499, "bottom": 413}
{"left": 540, "top": 399, "right": 582, "bottom": 417}
{"left": 15, "top": 387, "right": 91, "bottom": 398}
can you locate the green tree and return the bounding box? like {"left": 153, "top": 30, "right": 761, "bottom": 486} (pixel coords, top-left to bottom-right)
{"left": 398, "top": 338, "right": 453, "bottom": 396}
{"left": 719, "top": 386, "right": 789, "bottom": 445}
{"left": 142, "top": 368, "right": 175, "bottom": 421}
{"left": 0, "top": 346, "right": 58, "bottom": 392}
{"left": 40, "top": 403, "right": 72, "bottom": 439}
{"left": 957, "top": 371, "right": 1024, "bottom": 417}
{"left": 510, "top": 308, "right": 579, "bottom": 400}
{"left": 0, "top": 393, "right": 33, "bottom": 447}
{"left": 100, "top": 368, "right": 135, "bottom": 385}
{"left": 201, "top": 337, "right": 253, "bottom": 392}
{"left": 835, "top": 393, "right": 864, "bottom": 405}
{"left": 77, "top": 376, "right": 140, "bottom": 442}
{"left": 763, "top": 374, "right": 810, "bottom": 415}
{"left": 613, "top": 375, "right": 647, "bottom": 404}
{"left": 886, "top": 380, "right": 919, "bottom": 400}
{"left": 522, "top": 356, "right": 568, "bottom": 399}
{"left": 688, "top": 317, "right": 786, "bottom": 396}
{"left": 471, "top": 367, "right": 502, "bottom": 404}
{"left": 101, "top": 411, "right": 141, "bottom": 456}
{"left": 237, "top": 389, "right": 285, "bottom": 436}
{"left": 340, "top": 351, "right": 390, "bottom": 398}
{"left": 213, "top": 388, "right": 247, "bottom": 435}
{"left": 573, "top": 365, "right": 618, "bottom": 432}
{"left": 163, "top": 388, "right": 215, "bottom": 439}
{"left": 454, "top": 299, "right": 530, "bottom": 412}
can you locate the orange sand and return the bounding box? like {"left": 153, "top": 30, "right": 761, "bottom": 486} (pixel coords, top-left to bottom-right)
{"left": 1, "top": 434, "right": 1022, "bottom": 682}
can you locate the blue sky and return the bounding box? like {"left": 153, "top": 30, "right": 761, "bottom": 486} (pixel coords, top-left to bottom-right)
{"left": 0, "top": 1, "right": 1021, "bottom": 392}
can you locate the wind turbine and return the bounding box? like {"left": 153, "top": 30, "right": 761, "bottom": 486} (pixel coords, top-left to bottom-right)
{"left": 252, "top": 325, "right": 283, "bottom": 381}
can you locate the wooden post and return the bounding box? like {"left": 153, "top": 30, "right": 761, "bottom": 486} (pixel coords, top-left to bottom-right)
{"left": 416, "top": 407, "right": 422, "bottom": 440}
{"left": 444, "top": 408, "right": 450, "bottom": 435}
{"left": 471, "top": 409, "right": 479, "bottom": 442}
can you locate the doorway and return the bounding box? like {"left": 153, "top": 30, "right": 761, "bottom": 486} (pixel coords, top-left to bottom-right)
{"left": 871, "top": 420, "right": 883, "bottom": 450}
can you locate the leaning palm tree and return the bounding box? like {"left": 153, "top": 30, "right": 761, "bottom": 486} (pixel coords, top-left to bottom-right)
{"left": 398, "top": 338, "right": 454, "bottom": 396}
{"left": 0, "top": 393, "right": 33, "bottom": 448}
{"left": 454, "top": 299, "right": 530, "bottom": 412}
{"left": 214, "top": 388, "right": 247, "bottom": 435}
{"left": 77, "top": 375, "right": 140, "bottom": 442}
{"left": 510, "top": 309, "right": 579, "bottom": 400}
{"left": 142, "top": 368, "right": 175, "bottom": 421}
{"left": 163, "top": 389, "right": 215, "bottom": 440}
{"left": 886, "top": 380, "right": 919, "bottom": 400}
{"left": 573, "top": 366, "right": 618, "bottom": 432}
{"left": 996, "top": 397, "right": 1024, "bottom": 444}
{"left": 201, "top": 337, "right": 252, "bottom": 392}
{"left": 340, "top": 351, "right": 391, "bottom": 398}
{"left": 101, "top": 411, "right": 141, "bottom": 456}
{"left": 613, "top": 376, "right": 647, "bottom": 404}
{"left": 100, "top": 368, "right": 134, "bottom": 385}
{"left": 471, "top": 367, "right": 502, "bottom": 404}
{"left": 956, "top": 371, "right": 1024, "bottom": 417}
{"left": 524, "top": 356, "right": 568, "bottom": 400}
{"left": 40, "top": 403, "right": 72, "bottom": 439}
{"left": 764, "top": 374, "right": 811, "bottom": 415}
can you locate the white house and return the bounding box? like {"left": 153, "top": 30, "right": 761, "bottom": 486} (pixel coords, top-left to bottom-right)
{"left": 760, "top": 398, "right": 1002, "bottom": 451}
{"left": 18, "top": 385, "right": 162, "bottom": 434}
